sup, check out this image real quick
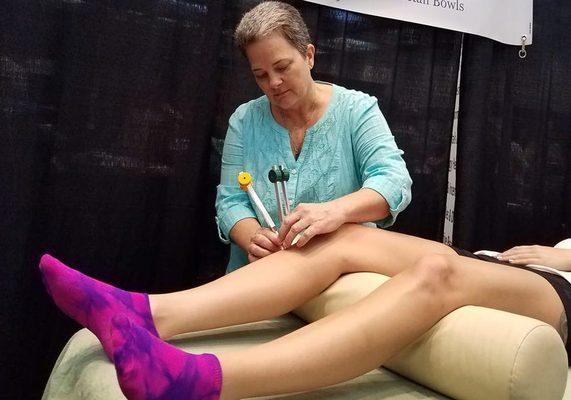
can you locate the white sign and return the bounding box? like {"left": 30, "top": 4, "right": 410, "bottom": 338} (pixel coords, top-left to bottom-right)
{"left": 302, "top": 0, "right": 533, "bottom": 45}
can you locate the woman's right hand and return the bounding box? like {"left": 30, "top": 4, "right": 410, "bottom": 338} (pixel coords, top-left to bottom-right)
{"left": 499, "top": 245, "right": 571, "bottom": 271}
{"left": 247, "top": 227, "right": 283, "bottom": 263}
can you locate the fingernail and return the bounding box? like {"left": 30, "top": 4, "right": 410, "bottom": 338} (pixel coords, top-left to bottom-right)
{"left": 496, "top": 255, "right": 503, "bottom": 260}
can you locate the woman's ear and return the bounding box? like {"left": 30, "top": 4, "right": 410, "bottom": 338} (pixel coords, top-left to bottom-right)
{"left": 306, "top": 44, "right": 315, "bottom": 69}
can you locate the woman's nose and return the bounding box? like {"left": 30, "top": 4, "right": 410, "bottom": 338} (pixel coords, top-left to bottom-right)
{"left": 269, "top": 73, "right": 282, "bottom": 89}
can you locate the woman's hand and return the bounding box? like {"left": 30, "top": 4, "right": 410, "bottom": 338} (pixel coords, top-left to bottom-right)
{"left": 247, "top": 227, "right": 283, "bottom": 263}
{"left": 278, "top": 202, "right": 346, "bottom": 248}
{"left": 499, "top": 245, "right": 571, "bottom": 271}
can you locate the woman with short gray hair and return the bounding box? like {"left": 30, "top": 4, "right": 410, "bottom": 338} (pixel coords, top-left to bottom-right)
{"left": 216, "top": 1, "right": 413, "bottom": 273}
{"left": 234, "top": 1, "right": 311, "bottom": 55}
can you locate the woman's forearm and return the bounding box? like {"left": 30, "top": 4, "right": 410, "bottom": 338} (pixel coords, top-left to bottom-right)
{"left": 331, "top": 188, "right": 390, "bottom": 224}
{"left": 556, "top": 249, "right": 571, "bottom": 271}
{"left": 229, "top": 218, "right": 262, "bottom": 253}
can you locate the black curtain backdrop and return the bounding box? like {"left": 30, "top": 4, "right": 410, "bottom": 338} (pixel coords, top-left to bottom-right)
{"left": 1, "top": 0, "right": 227, "bottom": 397}
{"left": 455, "top": 0, "right": 571, "bottom": 251}
{"left": 2, "top": 1, "right": 460, "bottom": 398}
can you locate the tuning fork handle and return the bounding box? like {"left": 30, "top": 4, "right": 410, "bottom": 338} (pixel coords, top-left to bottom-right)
{"left": 246, "top": 186, "right": 277, "bottom": 232}
{"left": 238, "top": 171, "right": 277, "bottom": 232}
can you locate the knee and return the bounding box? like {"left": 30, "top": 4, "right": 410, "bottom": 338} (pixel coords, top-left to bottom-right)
{"left": 409, "top": 254, "right": 458, "bottom": 297}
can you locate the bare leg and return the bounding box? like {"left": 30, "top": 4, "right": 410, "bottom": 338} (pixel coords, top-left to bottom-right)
{"left": 38, "top": 223, "right": 457, "bottom": 360}
{"left": 218, "top": 254, "right": 565, "bottom": 399}
{"left": 153, "top": 224, "right": 456, "bottom": 338}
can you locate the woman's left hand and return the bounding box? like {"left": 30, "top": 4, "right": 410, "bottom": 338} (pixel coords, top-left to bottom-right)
{"left": 278, "top": 201, "right": 345, "bottom": 248}
{"left": 499, "top": 245, "right": 571, "bottom": 270}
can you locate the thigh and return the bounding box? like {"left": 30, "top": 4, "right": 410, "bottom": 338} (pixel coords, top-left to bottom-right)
{"left": 294, "top": 225, "right": 565, "bottom": 332}
{"left": 319, "top": 224, "right": 457, "bottom": 276}
{"left": 447, "top": 255, "right": 565, "bottom": 335}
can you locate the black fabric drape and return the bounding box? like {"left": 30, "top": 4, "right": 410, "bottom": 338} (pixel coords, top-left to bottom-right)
{"left": 455, "top": 1, "right": 571, "bottom": 251}
{"left": 1, "top": 1, "right": 458, "bottom": 398}
{"left": 1, "top": 1, "right": 228, "bottom": 398}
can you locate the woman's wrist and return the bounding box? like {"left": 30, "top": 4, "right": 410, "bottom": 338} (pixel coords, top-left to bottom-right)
{"left": 328, "top": 198, "right": 349, "bottom": 225}
{"left": 229, "top": 218, "right": 262, "bottom": 253}
{"left": 330, "top": 190, "right": 388, "bottom": 224}
{"left": 563, "top": 249, "right": 571, "bottom": 270}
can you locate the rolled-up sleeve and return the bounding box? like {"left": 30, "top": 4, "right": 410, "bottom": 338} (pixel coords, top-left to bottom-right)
{"left": 351, "top": 96, "right": 412, "bottom": 227}
{"left": 215, "top": 109, "right": 256, "bottom": 243}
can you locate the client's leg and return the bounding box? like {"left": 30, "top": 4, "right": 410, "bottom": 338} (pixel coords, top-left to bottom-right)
{"left": 40, "top": 224, "right": 455, "bottom": 354}
{"left": 152, "top": 224, "right": 456, "bottom": 338}
{"left": 219, "top": 254, "right": 565, "bottom": 398}
{"left": 110, "top": 254, "right": 564, "bottom": 400}
{"left": 39, "top": 228, "right": 356, "bottom": 359}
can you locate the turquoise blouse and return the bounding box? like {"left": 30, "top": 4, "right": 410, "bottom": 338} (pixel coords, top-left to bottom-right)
{"left": 215, "top": 83, "right": 412, "bottom": 272}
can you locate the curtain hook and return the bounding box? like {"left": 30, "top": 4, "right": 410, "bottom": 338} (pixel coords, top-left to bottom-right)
{"left": 519, "top": 35, "right": 527, "bottom": 59}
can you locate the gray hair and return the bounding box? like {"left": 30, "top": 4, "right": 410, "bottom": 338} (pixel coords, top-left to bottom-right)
{"left": 234, "top": 1, "right": 311, "bottom": 56}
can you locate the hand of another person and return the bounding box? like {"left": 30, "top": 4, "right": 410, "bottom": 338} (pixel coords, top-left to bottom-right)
{"left": 247, "top": 227, "right": 283, "bottom": 263}
{"left": 279, "top": 202, "right": 345, "bottom": 248}
{"left": 499, "top": 245, "right": 571, "bottom": 271}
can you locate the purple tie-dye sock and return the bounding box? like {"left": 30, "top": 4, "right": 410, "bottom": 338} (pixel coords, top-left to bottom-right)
{"left": 111, "top": 316, "right": 222, "bottom": 400}
{"left": 39, "top": 254, "right": 159, "bottom": 361}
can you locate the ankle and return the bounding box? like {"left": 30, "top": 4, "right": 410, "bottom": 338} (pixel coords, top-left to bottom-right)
{"left": 148, "top": 294, "right": 173, "bottom": 339}
{"left": 219, "top": 391, "right": 238, "bottom": 400}
{"left": 217, "top": 355, "right": 247, "bottom": 400}
{"left": 219, "top": 384, "right": 239, "bottom": 400}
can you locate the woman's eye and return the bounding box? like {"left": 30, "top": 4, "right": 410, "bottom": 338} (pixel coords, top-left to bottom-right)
{"left": 255, "top": 74, "right": 267, "bottom": 79}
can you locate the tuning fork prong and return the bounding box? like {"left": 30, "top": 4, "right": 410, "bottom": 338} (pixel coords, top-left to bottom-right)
{"left": 269, "top": 165, "right": 290, "bottom": 223}
{"left": 279, "top": 166, "right": 291, "bottom": 215}
{"left": 273, "top": 181, "right": 283, "bottom": 223}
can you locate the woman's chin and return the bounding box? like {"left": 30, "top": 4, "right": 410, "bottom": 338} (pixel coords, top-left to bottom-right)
{"left": 271, "top": 94, "right": 296, "bottom": 109}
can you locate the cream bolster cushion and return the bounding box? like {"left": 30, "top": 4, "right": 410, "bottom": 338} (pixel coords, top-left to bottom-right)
{"left": 294, "top": 272, "right": 568, "bottom": 400}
